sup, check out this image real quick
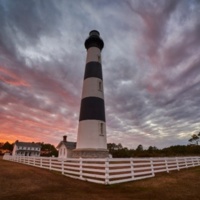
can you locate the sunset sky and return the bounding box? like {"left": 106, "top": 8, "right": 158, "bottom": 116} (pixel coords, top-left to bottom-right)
{"left": 0, "top": 0, "right": 200, "bottom": 149}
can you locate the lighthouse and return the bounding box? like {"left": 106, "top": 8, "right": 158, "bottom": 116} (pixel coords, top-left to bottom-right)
{"left": 73, "top": 30, "right": 109, "bottom": 158}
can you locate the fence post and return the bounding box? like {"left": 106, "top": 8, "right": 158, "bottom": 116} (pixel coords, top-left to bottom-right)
{"left": 150, "top": 158, "right": 155, "bottom": 176}
{"left": 105, "top": 158, "right": 109, "bottom": 185}
{"left": 40, "top": 157, "right": 42, "bottom": 167}
{"left": 192, "top": 157, "right": 195, "bottom": 167}
{"left": 184, "top": 157, "right": 188, "bottom": 168}
{"left": 194, "top": 157, "right": 197, "bottom": 166}
{"left": 49, "top": 157, "right": 51, "bottom": 170}
{"left": 61, "top": 160, "right": 64, "bottom": 175}
{"left": 130, "top": 158, "right": 134, "bottom": 180}
{"left": 165, "top": 158, "right": 169, "bottom": 173}
{"left": 176, "top": 157, "right": 180, "bottom": 171}
{"left": 79, "top": 157, "right": 83, "bottom": 179}
{"left": 198, "top": 157, "right": 200, "bottom": 166}
{"left": 196, "top": 157, "right": 199, "bottom": 166}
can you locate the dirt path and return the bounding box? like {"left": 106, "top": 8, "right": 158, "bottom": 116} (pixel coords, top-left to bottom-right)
{"left": 1, "top": 157, "right": 200, "bottom": 200}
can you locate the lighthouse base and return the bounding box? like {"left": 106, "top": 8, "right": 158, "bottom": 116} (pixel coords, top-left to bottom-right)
{"left": 72, "top": 149, "right": 109, "bottom": 158}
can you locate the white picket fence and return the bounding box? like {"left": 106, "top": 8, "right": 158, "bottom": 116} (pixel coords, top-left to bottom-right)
{"left": 3, "top": 155, "right": 200, "bottom": 185}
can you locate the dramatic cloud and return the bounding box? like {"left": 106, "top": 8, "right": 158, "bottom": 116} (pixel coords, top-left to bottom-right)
{"left": 0, "top": 0, "right": 200, "bottom": 148}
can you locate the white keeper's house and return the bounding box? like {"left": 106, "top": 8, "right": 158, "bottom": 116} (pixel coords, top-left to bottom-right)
{"left": 12, "top": 140, "right": 41, "bottom": 156}
{"left": 57, "top": 136, "right": 76, "bottom": 158}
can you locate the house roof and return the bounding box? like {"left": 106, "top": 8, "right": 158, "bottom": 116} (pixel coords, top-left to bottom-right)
{"left": 57, "top": 141, "right": 76, "bottom": 150}
{"left": 15, "top": 141, "right": 41, "bottom": 148}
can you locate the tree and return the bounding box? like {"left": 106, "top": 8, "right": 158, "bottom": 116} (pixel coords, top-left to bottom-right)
{"left": 107, "top": 143, "right": 118, "bottom": 152}
{"left": 136, "top": 144, "right": 143, "bottom": 152}
{"left": 148, "top": 146, "right": 157, "bottom": 153}
{"left": 107, "top": 143, "right": 123, "bottom": 151}
{"left": 188, "top": 133, "right": 200, "bottom": 145}
{"left": 0, "top": 143, "right": 4, "bottom": 148}
{"left": 2, "top": 142, "right": 13, "bottom": 151}
{"left": 40, "top": 143, "right": 58, "bottom": 157}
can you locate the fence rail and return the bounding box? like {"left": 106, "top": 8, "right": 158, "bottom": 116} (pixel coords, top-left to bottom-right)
{"left": 3, "top": 155, "right": 200, "bottom": 185}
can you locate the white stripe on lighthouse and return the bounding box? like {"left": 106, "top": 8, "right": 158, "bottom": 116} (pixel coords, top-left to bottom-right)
{"left": 81, "top": 77, "right": 104, "bottom": 99}
{"left": 77, "top": 120, "right": 107, "bottom": 149}
{"left": 86, "top": 47, "right": 101, "bottom": 63}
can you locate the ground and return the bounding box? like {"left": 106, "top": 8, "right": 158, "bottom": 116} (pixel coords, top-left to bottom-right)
{"left": 1, "top": 156, "right": 200, "bottom": 200}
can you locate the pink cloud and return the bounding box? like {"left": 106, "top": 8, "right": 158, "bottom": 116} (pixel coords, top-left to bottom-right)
{"left": 0, "top": 66, "right": 30, "bottom": 87}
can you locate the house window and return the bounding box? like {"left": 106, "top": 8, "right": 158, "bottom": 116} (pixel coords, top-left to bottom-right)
{"left": 99, "top": 123, "right": 104, "bottom": 136}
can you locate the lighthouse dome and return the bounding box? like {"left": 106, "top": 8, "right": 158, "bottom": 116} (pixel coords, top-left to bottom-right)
{"left": 85, "top": 30, "right": 104, "bottom": 50}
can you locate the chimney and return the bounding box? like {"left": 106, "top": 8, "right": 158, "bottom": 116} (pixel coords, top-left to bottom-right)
{"left": 63, "top": 135, "right": 67, "bottom": 142}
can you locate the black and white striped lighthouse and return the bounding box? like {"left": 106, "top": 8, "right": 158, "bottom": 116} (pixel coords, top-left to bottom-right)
{"left": 73, "top": 30, "right": 108, "bottom": 158}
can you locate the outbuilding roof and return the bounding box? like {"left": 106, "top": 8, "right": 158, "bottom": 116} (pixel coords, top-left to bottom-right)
{"left": 57, "top": 141, "right": 76, "bottom": 150}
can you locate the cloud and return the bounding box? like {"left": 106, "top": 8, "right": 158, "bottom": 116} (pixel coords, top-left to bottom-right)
{"left": 0, "top": 66, "right": 29, "bottom": 86}
{"left": 105, "top": 0, "right": 200, "bottom": 148}
{"left": 0, "top": 0, "right": 200, "bottom": 148}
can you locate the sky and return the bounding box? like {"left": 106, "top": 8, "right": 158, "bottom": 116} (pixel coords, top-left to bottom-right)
{"left": 0, "top": 0, "right": 200, "bottom": 149}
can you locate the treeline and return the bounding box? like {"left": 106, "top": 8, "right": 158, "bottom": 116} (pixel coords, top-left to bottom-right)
{"left": 1, "top": 141, "right": 200, "bottom": 158}
{"left": 107, "top": 143, "right": 200, "bottom": 158}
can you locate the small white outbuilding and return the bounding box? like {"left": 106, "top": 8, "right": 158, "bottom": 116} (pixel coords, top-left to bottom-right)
{"left": 57, "top": 136, "right": 76, "bottom": 159}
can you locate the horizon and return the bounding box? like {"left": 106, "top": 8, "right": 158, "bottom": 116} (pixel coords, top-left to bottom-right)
{"left": 0, "top": 139, "right": 194, "bottom": 150}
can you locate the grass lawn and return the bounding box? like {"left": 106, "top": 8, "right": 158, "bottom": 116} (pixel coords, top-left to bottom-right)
{"left": 1, "top": 156, "right": 200, "bottom": 200}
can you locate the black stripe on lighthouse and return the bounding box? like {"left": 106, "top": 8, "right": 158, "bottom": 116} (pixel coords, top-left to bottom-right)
{"left": 84, "top": 62, "right": 103, "bottom": 80}
{"left": 79, "top": 97, "right": 105, "bottom": 122}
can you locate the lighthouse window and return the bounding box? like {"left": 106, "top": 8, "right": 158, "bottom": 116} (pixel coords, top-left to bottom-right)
{"left": 98, "top": 81, "right": 102, "bottom": 91}
{"left": 100, "top": 123, "right": 104, "bottom": 136}
{"left": 98, "top": 55, "right": 101, "bottom": 62}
